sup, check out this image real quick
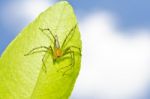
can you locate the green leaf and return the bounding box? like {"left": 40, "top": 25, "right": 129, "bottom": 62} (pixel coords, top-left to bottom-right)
{"left": 0, "top": 1, "right": 82, "bottom": 99}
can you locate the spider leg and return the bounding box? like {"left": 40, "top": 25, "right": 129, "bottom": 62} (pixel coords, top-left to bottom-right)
{"left": 63, "top": 51, "right": 75, "bottom": 76}
{"left": 57, "top": 49, "right": 75, "bottom": 76}
{"left": 39, "top": 27, "right": 55, "bottom": 43}
{"left": 25, "top": 46, "right": 53, "bottom": 73}
{"left": 24, "top": 46, "right": 49, "bottom": 56}
{"left": 42, "top": 53, "right": 48, "bottom": 73}
{"left": 69, "top": 46, "right": 81, "bottom": 51}
{"left": 39, "top": 28, "right": 52, "bottom": 42}
{"left": 64, "top": 46, "right": 81, "bottom": 56}
{"left": 61, "top": 24, "right": 77, "bottom": 49}
{"left": 25, "top": 50, "right": 48, "bottom": 56}
{"left": 41, "top": 46, "right": 53, "bottom": 73}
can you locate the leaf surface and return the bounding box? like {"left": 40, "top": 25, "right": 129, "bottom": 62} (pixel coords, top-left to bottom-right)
{"left": 0, "top": 1, "right": 82, "bottom": 99}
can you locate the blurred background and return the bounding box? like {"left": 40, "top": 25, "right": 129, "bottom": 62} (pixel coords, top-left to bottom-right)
{"left": 0, "top": 0, "right": 150, "bottom": 99}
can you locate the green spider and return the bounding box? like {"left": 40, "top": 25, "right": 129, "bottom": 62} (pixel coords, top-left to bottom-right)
{"left": 24, "top": 24, "right": 81, "bottom": 75}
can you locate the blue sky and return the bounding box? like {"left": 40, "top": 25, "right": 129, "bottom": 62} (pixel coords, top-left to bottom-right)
{"left": 69, "top": 0, "right": 150, "bottom": 29}
{"left": 0, "top": 0, "right": 150, "bottom": 99}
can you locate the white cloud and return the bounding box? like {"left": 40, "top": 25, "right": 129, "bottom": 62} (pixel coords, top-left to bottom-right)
{"left": 71, "top": 11, "right": 150, "bottom": 99}
{"left": 1, "top": 0, "right": 54, "bottom": 30}
{"left": 8, "top": 0, "right": 54, "bottom": 19}
{"left": 21, "top": 0, "right": 53, "bottom": 20}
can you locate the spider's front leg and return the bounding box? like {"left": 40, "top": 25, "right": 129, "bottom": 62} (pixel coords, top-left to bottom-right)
{"left": 24, "top": 46, "right": 49, "bottom": 56}
{"left": 39, "top": 27, "right": 55, "bottom": 44}
{"left": 24, "top": 46, "right": 53, "bottom": 73}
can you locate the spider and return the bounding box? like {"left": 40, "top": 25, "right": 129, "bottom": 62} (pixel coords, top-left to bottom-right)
{"left": 24, "top": 24, "right": 81, "bottom": 75}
